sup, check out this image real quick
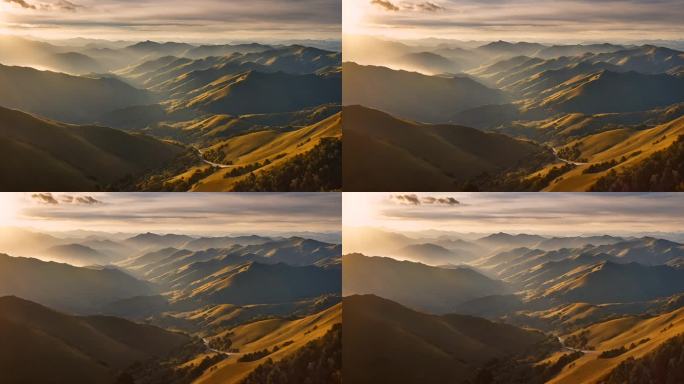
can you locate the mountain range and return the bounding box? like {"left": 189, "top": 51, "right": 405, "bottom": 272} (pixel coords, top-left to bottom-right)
{"left": 343, "top": 227, "right": 684, "bottom": 383}
{"left": 0, "top": 227, "right": 342, "bottom": 383}
{"left": 344, "top": 37, "right": 684, "bottom": 191}
{"left": 0, "top": 37, "right": 341, "bottom": 191}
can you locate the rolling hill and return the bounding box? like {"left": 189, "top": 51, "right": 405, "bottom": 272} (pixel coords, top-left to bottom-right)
{"left": 343, "top": 105, "right": 548, "bottom": 191}
{"left": 181, "top": 112, "right": 341, "bottom": 192}
{"left": 0, "top": 296, "right": 189, "bottom": 384}
{"left": 343, "top": 295, "right": 548, "bottom": 384}
{"left": 191, "top": 303, "right": 341, "bottom": 384}
{"left": 177, "top": 70, "right": 340, "bottom": 116}
{"left": 343, "top": 62, "right": 508, "bottom": 123}
{"left": 343, "top": 254, "right": 510, "bottom": 313}
{"left": 171, "top": 262, "right": 341, "bottom": 307}
{"left": 394, "top": 243, "right": 471, "bottom": 265}
{"left": 0, "top": 106, "right": 184, "bottom": 191}
{"left": 0, "top": 253, "right": 153, "bottom": 313}
{"left": 43, "top": 243, "right": 112, "bottom": 266}
{"left": 537, "top": 70, "right": 684, "bottom": 114}
{"left": 539, "top": 261, "right": 684, "bottom": 304}
{"left": 0, "top": 64, "right": 154, "bottom": 123}
{"left": 550, "top": 306, "right": 684, "bottom": 384}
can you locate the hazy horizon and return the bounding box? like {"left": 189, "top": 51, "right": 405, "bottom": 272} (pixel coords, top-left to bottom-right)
{"left": 0, "top": 0, "right": 341, "bottom": 42}
{"left": 0, "top": 192, "right": 341, "bottom": 237}
{"left": 344, "top": 0, "right": 684, "bottom": 43}
{"left": 344, "top": 193, "right": 684, "bottom": 237}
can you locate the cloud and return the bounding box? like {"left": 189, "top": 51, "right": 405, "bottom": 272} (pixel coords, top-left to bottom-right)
{"left": 354, "top": 0, "right": 684, "bottom": 42}
{"left": 31, "top": 193, "right": 103, "bottom": 205}
{"left": 31, "top": 193, "right": 58, "bottom": 205}
{"left": 74, "top": 196, "right": 103, "bottom": 205}
{"left": 371, "top": 0, "right": 400, "bottom": 11}
{"left": 53, "top": 0, "right": 85, "bottom": 11}
{"left": 4, "top": 0, "right": 85, "bottom": 11}
{"left": 17, "top": 193, "right": 341, "bottom": 236}
{"left": 390, "top": 194, "right": 460, "bottom": 206}
{"left": 391, "top": 194, "right": 421, "bottom": 205}
{"left": 408, "top": 1, "right": 445, "bottom": 12}
{"left": 421, "top": 196, "right": 459, "bottom": 205}
{"left": 372, "top": 0, "right": 445, "bottom": 12}
{"left": 0, "top": 0, "right": 340, "bottom": 41}
{"left": 4, "top": 0, "right": 36, "bottom": 9}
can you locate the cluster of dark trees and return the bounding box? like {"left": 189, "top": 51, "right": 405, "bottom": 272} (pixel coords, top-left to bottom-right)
{"left": 238, "top": 348, "right": 273, "bottom": 363}
{"left": 239, "top": 323, "right": 341, "bottom": 384}
{"left": 115, "top": 340, "right": 227, "bottom": 384}
{"left": 591, "top": 135, "right": 684, "bottom": 191}
{"left": 231, "top": 137, "right": 341, "bottom": 192}
{"left": 468, "top": 349, "right": 582, "bottom": 384}
{"left": 583, "top": 160, "right": 619, "bottom": 174}
{"left": 598, "top": 334, "right": 684, "bottom": 384}
{"left": 207, "top": 333, "right": 234, "bottom": 351}
{"left": 112, "top": 149, "right": 206, "bottom": 192}
{"left": 557, "top": 143, "right": 587, "bottom": 163}
{"left": 467, "top": 163, "right": 575, "bottom": 192}
{"left": 599, "top": 346, "right": 629, "bottom": 359}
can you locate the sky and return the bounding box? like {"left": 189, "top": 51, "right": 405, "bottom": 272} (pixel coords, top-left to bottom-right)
{"left": 344, "top": 193, "right": 684, "bottom": 236}
{"left": 0, "top": 0, "right": 341, "bottom": 42}
{"left": 344, "top": 0, "right": 684, "bottom": 43}
{"left": 0, "top": 192, "right": 341, "bottom": 236}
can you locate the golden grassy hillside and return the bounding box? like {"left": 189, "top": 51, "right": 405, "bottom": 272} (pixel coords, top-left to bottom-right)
{"left": 544, "top": 115, "right": 684, "bottom": 191}
{"left": 182, "top": 112, "right": 340, "bottom": 191}
{"left": 194, "top": 303, "right": 341, "bottom": 384}
{"left": 550, "top": 307, "right": 684, "bottom": 384}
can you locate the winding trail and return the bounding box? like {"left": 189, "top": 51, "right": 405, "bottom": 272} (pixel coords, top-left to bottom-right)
{"left": 202, "top": 337, "right": 242, "bottom": 356}
{"left": 557, "top": 336, "right": 599, "bottom": 355}
{"left": 551, "top": 147, "right": 589, "bottom": 166}
{"left": 194, "top": 147, "right": 231, "bottom": 169}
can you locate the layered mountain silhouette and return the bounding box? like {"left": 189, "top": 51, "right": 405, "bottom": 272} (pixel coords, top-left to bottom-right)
{"left": 0, "top": 37, "right": 341, "bottom": 192}
{"left": 0, "top": 226, "right": 342, "bottom": 383}
{"left": 343, "top": 38, "right": 684, "bottom": 191}
{"left": 343, "top": 227, "right": 684, "bottom": 383}
{"left": 0, "top": 253, "right": 153, "bottom": 313}
{"left": 343, "top": 254, "right": 510, "bottom": 313}
{"left": 0, "top": 64, "right": 153, "bottom": 123}
{"left": 343, "top": 62, "right": 507, "bottom": 122}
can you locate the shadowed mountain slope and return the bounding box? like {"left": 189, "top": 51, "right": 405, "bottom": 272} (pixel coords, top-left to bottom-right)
{"left": 343, "top": 295, "right": 547, "bottom": 384}
{"left": 0, "top": 106, "right": 184, "bottom": 191}
{"left": 343, "top": 105, "right": 547, "bottom": 191}
{"left": 0, "top": 296, "right": 189, "bottom": 384}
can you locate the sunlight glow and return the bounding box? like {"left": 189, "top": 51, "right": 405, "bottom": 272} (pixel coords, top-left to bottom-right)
{"left": 0, "top": 193, "right": 21, "bottom": 227}
{"left": 343, "top": 0, "right": 369, "bottom": 35}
